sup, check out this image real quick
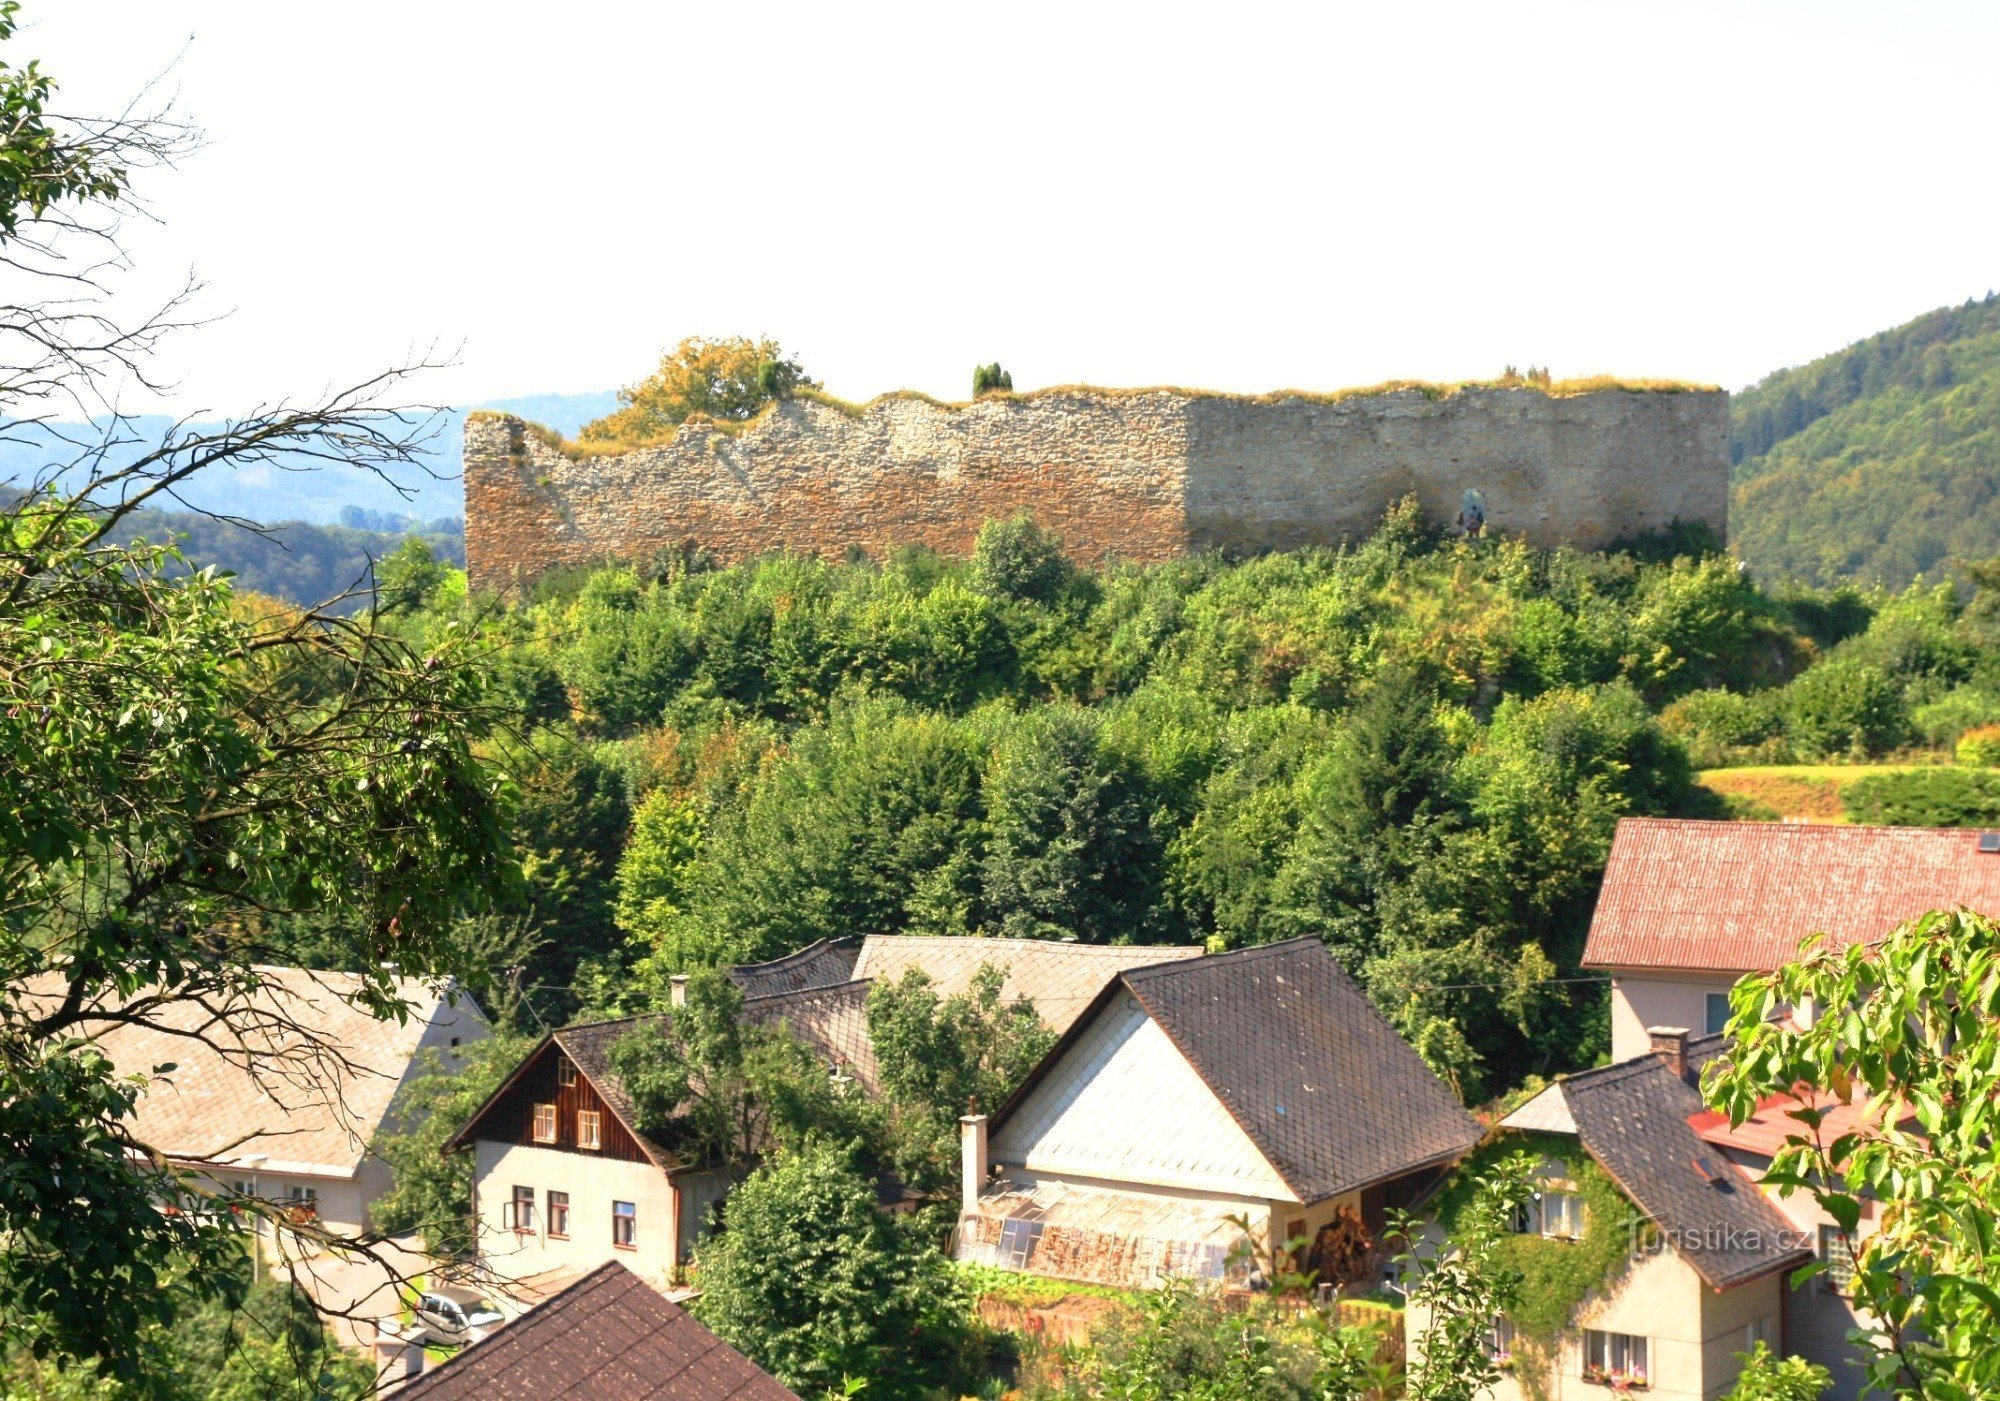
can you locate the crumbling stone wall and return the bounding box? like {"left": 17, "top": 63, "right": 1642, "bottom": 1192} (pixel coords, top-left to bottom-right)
{"left": 463, "top": 385, "right": 1728, "bottom": 594}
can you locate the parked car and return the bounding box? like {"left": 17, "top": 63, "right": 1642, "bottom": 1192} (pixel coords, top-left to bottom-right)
{"left": 413, "top": 1292, "right": 503, "bottom": 1345}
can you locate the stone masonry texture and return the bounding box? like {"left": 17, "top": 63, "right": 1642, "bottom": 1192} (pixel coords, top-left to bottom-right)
{"left": 462, "top": 386, "right": 1729, "bottom": 595}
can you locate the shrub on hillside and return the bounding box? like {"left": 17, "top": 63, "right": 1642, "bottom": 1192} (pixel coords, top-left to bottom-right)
{"left": 1841, "top": 768, "right": 2000, "bottom": 827}
{"left": 1957, "top": 725, "right": 2000, "bottom": 767}
{"left": 1777, "top": 658, "right": 1909, "bottom": 758}
{"left": 1658, "top": 689, "right": 1784, "bottom": 768}
{"left": 1915, "top": 687, "right": 2000, "bottom": 749}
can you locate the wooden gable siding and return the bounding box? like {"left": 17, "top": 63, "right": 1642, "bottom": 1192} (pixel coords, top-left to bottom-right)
{"left": 989, "top": 990, "right": 1294, "bottom": 1201}
{"left": 480, "top": 1043, "right": 653, "bottom": 1165}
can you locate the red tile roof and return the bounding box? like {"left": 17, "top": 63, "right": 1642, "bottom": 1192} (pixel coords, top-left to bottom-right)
{"left": 1687, "top": 1090, "right": 1920, "bottom": 1160}
{"left": 398, "top": 1260, "right": 797, "bottom": 1400}
{"left": 1580, "top": 817, "right": 2000, "bottom": 973}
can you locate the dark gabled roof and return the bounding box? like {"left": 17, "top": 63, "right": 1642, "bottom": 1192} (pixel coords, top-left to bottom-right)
{"left": 741, "top": 979, "right": 880, "bottom": 1095}
{"left": 397, "top": 1260, "right": 798, "bottom": 1400}
{"left": 1582, "top": 817, "right": 2000, "bottom": 973}
{"left": 994, "top": 938, "right": 1481, "bottom": 1205}
{"left": 445, "top": 1017, "right": 685, "bottom": 1170}
{"left": 727, "top": 939, "right": 859, "bottom": 999}
{"left": 1554, "top": 1035, "right": 1814, "bottom": 1291}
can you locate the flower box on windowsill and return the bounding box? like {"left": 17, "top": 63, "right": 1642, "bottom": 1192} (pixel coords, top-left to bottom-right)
{"left": 1581, "top": 1365, "right": 1649, "bottom": 1391}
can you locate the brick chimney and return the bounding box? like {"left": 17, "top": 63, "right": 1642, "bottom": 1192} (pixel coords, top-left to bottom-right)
{"left": 959, "top": 1114, "right": 988, "bottom": 1216}
{"left": 670, "top": 974, "right": 688, "bottom": 1009}
{"left": 1648, "top": 1026, "right": 1691, "bottom": 1081}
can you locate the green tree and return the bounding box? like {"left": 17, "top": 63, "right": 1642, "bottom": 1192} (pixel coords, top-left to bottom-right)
{"left": 1722, "top": 1343, "right": 1832, "bottom": 1400}
{"left": 864, "top": 963, "right": 1054, "bottom": 1187}
{"left": 1708, "top": 909, "right": 2000, "bottom": 1397}
{"left": 693, "top": 1144, "right": 981, "bottom": 1400}
{"left": 971, "top": 362, "right": 1014, "bottom": 398}
{"left": 370, "top": 1031, "right": 536, "bottom": 1259}
{"left": 970, "top": 513, "right": 1076, "bottom": 606}
{"left": 608, "top": 970, "right": 873, "bottom": 1170}
{"left": 579, "top": 335, "right": 817, "bottom": 442}
{"left": 0, "top": 13, "right": 513, "bottom": 1381}
{"left": 980, "top": 707, "right": 1159, "bottom": 941}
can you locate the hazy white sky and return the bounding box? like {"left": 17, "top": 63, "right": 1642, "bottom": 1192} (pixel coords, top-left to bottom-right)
{"left": 30, "top": 1, "right": 2000, "bottom": 413}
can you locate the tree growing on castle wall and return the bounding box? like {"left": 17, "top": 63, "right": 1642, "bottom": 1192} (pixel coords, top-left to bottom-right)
{"left": 578, "top": 335, "right": 818, "bottom": 443}
{"left": 971, "top": 361, "right": 1013, "bottom": 397}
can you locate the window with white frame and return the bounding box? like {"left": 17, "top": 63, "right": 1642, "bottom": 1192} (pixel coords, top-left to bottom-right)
{"left": 1514, "top": 1167, "right": 1586, "bottom": 1240}
{"left": 1485, "top": 1314, "right": 1516, "bottom": 1363}
{"left": 577, "top": 1109, "right": 602, "bottom": 1150}
{"left": 1819, "top": 1224, "right": 1857, "bottom": 1295}
{"left": 1582, "top": 1330, "right": 1647, "bottom": 1385}
{"left": 532, "top": 1102, "right": 557, "bottom": 1143}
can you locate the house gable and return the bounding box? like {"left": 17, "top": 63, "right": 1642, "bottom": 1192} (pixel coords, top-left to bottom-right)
{"left": 454, "top": 1039, "right": 657, "bottom": 1168}
{"left": 989, "top": 990, "right": 1295, "bottom": 1201}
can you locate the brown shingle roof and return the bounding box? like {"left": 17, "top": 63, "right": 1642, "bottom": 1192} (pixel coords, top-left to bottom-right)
{"left": 994, "top": 938, "right": 1481, "bottom": 1205}
{"left": 741, "top": 980, "right": 880, "bottom": 1095}
{"left": 398, "top": 1260, "right": 798, "bottom": 1400}
{"left": 852, "top": 935, "right": 1202, "bottom": 1036}
{"left": 13, "top": 966, "right": 479, "bottom": 1178}
{"left": 727, "top": 939, "right": 860, "bottom": 999}
{"left": 1581, "top": 817, "right": 2000, "bottom": 973}
{"left": 1544, "top": 1038, "right": 1814, "bottom": 1291}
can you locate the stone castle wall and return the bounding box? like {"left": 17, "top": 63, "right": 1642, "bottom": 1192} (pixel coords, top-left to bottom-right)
{"left": 463, "top": 385, "right": 1729, "bottom": 594}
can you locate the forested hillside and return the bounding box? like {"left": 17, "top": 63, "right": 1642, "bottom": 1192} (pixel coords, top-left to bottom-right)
{"left": 355, "top": 507, "right": 2000, "bottom": 1102}
{"left": 111, "top": 506, "right": 464, "bottom": 611}
{"left": 1731, "top": 292, "right": 2000, "bottom": 588}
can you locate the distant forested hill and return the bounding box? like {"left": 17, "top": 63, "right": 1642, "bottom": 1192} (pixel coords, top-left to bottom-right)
{"left": 1731, "top": 293, "right": 2000, "bottom": 588}
{"left": 115, "top": 507, "right": 465, "bottom": 612}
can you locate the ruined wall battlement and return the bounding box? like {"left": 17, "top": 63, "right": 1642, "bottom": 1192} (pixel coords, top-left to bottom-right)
{"left": 463, "top": 385, "right": 1729, "bottom": 594}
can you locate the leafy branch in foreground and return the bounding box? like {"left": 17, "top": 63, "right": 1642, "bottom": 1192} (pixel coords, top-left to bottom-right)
{"left": 1709, "top": 908, "right": 2000, "bottom": 1399}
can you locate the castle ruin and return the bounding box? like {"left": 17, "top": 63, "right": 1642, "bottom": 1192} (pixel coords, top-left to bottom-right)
{"left": 462, "top": 383, "right": 1729, "bottom": 594}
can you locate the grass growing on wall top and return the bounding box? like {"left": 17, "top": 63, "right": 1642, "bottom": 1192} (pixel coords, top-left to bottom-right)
{"left": 472, "top": 375, "right": 1718, "bottom": 461}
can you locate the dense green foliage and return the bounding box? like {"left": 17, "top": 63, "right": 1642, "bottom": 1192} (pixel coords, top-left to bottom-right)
{"left": 1840, "top": 766, "right": 2000, "bottom": 827}
{"left": 0, "top": 1271, "right": 371, "bottom": 1400}
{"left": 1424, "top": 1133, "right": 1631, "bottom": 1399}
{"left": 972, "top": 362, "right": 1014, "bottom": 397}
{"left": 1731, "top": 293, "right": 2000, "bottom": 588}
{"left": 366, "top": 503, "right": 2000, "bottom": 1097}
{"left": 370, "top": 1031, "right": 536, "bottom": 1258}
{"left": 692, "top": 1144, "right": 984, "bottom": 1400}
{"left": 1710, "top": 909, "right": 2000, "bottom": 1397}
{"left": 1723, "top": 1344, "right": 1833, "bottom": 1400}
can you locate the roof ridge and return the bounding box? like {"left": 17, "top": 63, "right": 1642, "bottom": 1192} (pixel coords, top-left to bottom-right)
{"left": 741, "top": 978, "right": 872, "bottom": 1008}
{"left": 1121, "top": 936, "right": 1314, "bottom": 981}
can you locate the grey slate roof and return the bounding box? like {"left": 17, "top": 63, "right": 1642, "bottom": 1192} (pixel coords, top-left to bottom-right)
{"left": 741, "top": 979, "right": 880, "bottom": 1095}
{"left": 996, "top": 937, "right": 1482, "bottom": 1205}
{"left": 1556, "top": 1034, "right": 1814, "bottom": 1291}
{"left": 727, "top": 939, "right": 860, "bottom": 999}
{"left": 398, "top": 1260, "right": 798, "bottom": 1400}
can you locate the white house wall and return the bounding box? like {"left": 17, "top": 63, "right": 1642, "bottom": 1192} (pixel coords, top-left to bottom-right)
{"left": 1609, "top": 972, "right": 1738, "bottom": 1062}
{"left": 472, "top": 1139, "right": 678, "bottom": 1290}
{"left": 991, "top": 991, "right": 1294, "bottom": 1201}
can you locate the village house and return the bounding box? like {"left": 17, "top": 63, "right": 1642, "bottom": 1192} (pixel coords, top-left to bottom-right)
{"left": 954, "top": 937, "right": 1482, "bottom": 1291}
{"left": 449, "top": 934, "right": 1194, "bottom": 1300}
{"left": 1577, "top": 816, "right": 1993, "bottom": 1397}
{"left": 388, "top": 1258, "right": 798, "bottom": 1399}
{"left": 1583, "top": 817, "right": 2000, "bottom": 1061}
{"left": 17, "top": 965, "right": 487, "bottom": 1240}
{"left": 1408, "top": 1030, "right": 1814, "bottom": 1399}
